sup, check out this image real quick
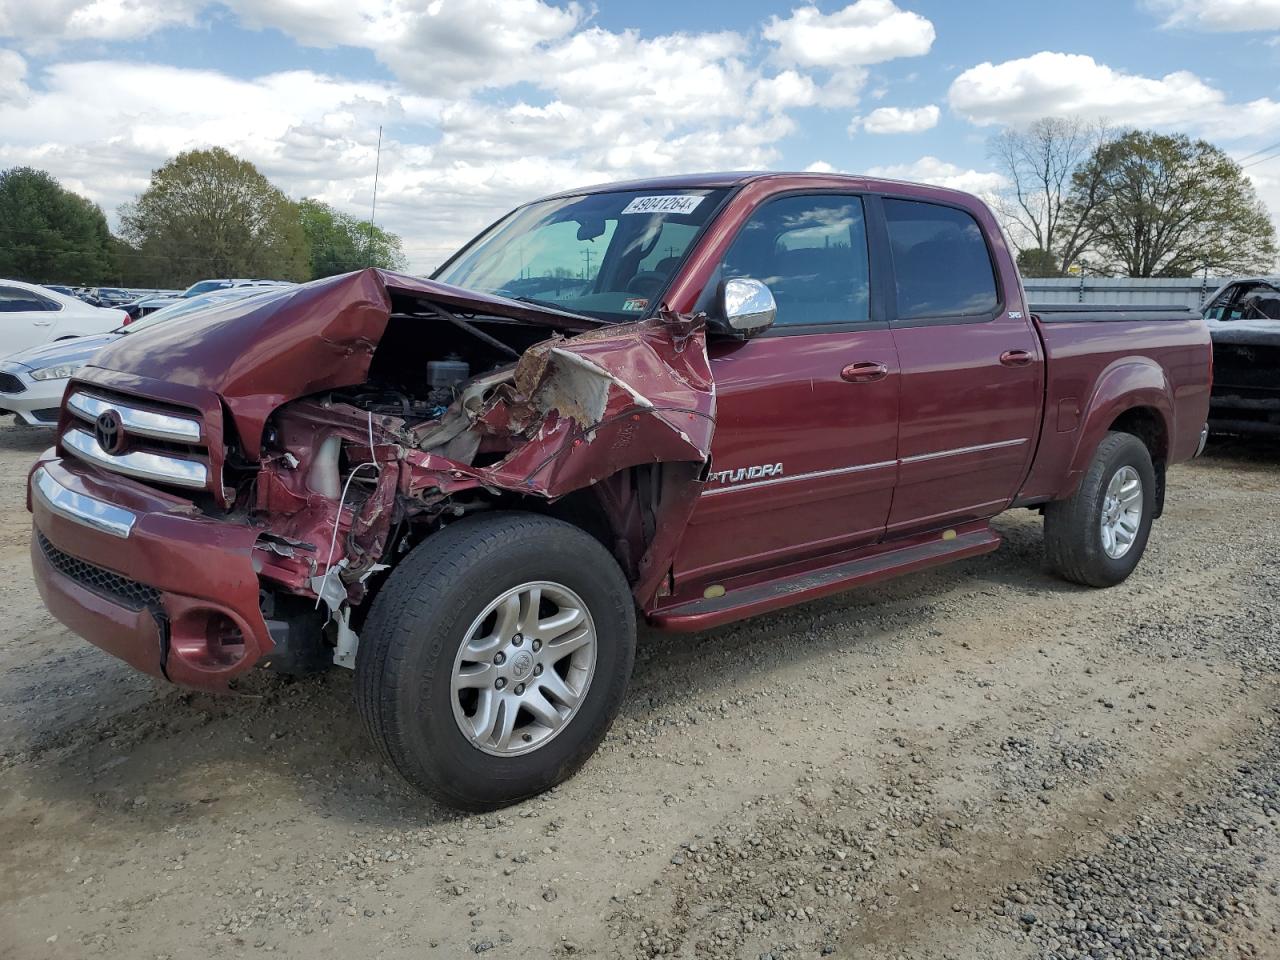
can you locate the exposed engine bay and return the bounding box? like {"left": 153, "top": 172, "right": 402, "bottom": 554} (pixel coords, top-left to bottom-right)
{"left": 53, "top": 270, "right": 718, "bottom": 676}
{"left": 225, "top": 282, "right": 716, "bottom": 665}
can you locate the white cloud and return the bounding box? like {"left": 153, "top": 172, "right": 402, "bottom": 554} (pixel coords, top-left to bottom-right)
{"left": 1, "top": 1, "right": 586, "bottom": 95}
{"left": 543, "top": 28, "right": 750, "bottom": 120}
{"left": 0, "top": 2, "right": 948, "bottom": 270}
{"left": 865, "top": 156, "right": 1005, "bottom": 198}
{"left": 804, "top": 160, "right": 838, "bottom": 173}
{"left": 0, "top": 47, "right": 26, "bottom": 101}
{"left": 1149, "top": 0, "right": 1280, "bottom": 31}
{"left": 0, "top": 0, "right": 201, "bottom": 47}
{"left": 0, "top": 54, "right": 787, "bottom": 270}
{"left": 1246, "top": 167, "right": 1280, "bottom": 247}
{"left": 856, "top": 103, "right": 939, "bottom": 134}
{"left": 751, "top": 69, "right": 820, "bottom": 113}
{"left": 361, "top": 0, "right": 584, "bottom": 96}
{"left": 764, "top": 0, "right": 934, "bottom": 68}
{"left": 947, "top": 51, "right": 1280, "bottom": 138}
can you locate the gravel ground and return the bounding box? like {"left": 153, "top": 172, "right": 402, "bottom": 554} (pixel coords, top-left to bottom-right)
{"left": 0, "top": 420, "right": 1277, "bottom": 960}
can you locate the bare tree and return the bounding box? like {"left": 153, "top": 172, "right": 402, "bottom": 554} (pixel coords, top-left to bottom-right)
{"left": 988, "top": 117, "right": 1111, "bottom": 275}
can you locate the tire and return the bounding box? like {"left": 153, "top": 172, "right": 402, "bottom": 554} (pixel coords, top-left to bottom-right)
{"left": 355, "top": 512, "right": 636, "bottom": 810}
{"left": 1044, "top": 431, "right": 1157, "bottom": 587}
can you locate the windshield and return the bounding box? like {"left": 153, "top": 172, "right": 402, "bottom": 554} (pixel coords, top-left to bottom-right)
{"left": 433, "top": 189, "right": 729, "bottom": 321}
{"left": 182, "top": 280, "right": 233, "bottom": 297}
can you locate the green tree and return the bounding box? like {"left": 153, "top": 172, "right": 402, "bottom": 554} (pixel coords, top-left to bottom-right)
{"left": 119, "top": 148, "right": 309, "bottom": 287}
{"left": 1067, "top": 131, "right": 1277, "bottom": 277}
{"left": 297, "top": 198, "right": 406, "bottom": 279}
{"left": 1016, "top": 247, "right": 1061, "bottom": 278}
{"left": 0, "top": 167, "right": 117, "bottom": 283}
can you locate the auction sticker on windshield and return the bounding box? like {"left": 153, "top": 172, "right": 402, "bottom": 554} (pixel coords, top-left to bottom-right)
{"left": 621, "top": 195, "right": 705, "bottom": 215}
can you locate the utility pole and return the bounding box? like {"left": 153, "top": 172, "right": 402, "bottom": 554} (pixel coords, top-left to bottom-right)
{"left": 367, "top": 125, "right": 383, "bottom": 266}
{"left": 582, "top": 248, "right": 593, "bottom": 279}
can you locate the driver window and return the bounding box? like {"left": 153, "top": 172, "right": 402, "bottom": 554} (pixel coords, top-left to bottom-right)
{"left": 720, "top": 194, "right": 871, "bottom": 327}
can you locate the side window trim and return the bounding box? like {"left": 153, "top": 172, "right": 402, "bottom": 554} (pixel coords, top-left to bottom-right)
{"left": 877, "top": 193, "right": 1005, "bottom": 328}
{"left": 757, "top": 318, "right": 886, "bottom": 338}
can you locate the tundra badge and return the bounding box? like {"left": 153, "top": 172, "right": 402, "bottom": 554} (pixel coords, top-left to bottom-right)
{"left": 708, "top": 462, "right": 784, "bottom": 486}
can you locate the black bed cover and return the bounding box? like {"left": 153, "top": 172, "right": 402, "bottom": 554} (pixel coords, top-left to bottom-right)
{"left": 1031, "top": 303, "right": 1198, "bottom": 324}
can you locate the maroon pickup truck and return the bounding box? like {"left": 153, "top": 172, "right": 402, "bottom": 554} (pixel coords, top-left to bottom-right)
{"left": 28, "top": 173, "right": 1211, "bottom": 809}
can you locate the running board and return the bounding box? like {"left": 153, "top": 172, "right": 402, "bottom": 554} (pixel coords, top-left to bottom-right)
{"left": 649, "top": 527, "right": 1002, "bottom": 632}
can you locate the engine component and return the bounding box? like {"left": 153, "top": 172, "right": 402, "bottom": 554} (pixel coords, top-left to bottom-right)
{"left": 427, "top": 354, "right": 470, "bottom": 412}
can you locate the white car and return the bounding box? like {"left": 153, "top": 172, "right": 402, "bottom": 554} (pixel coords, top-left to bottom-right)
{"left": 0, "top": 279, "right": 129, "bottom": 358}
{"left": 132, "top": 278, "right": 296, "bottom": 316}
{"left": 0, "top": 285, "right": 292, "bottom": 426}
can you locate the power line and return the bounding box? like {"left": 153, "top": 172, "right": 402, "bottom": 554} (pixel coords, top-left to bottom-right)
{"left": 1236, "top": 139, "right": 1280, "bottom": 164}
{"left": 1242, "top": 147, "right": 1280, "bottom": 170}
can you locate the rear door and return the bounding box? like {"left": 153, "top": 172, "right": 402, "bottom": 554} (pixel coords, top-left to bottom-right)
{"left": 674, "top": 192, "right": 901, "bottom": 584}
{"left": 880, "top": 196, "right": 1042, "bottom": 534}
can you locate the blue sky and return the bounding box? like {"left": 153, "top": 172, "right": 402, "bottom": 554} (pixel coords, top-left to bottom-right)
{"left": 2, "top": 0, "right": 1279, "bottom": 271}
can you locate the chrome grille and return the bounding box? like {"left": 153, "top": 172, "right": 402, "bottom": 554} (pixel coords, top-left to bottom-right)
{"left": 66, "top": 391, "right": 202, "bottom": 442}
{"left": 62, "top": 390, "right": 210, "bottom": 492}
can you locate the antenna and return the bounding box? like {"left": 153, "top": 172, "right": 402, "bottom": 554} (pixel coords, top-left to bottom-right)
{"left": 367, "top": 125, "right": 383, "bottom": 266}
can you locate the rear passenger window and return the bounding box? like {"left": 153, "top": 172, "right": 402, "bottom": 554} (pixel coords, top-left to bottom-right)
{"left": 883, "top": 198, "right": 998, "bottom": 320}
{"left": 721, "top": 194, "right": 870, "bottom": 327}
{"left": 0, "top": 286, "right": 57, "bottom": 313}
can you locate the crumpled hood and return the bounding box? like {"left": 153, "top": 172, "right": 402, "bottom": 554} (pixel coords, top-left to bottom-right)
{"left": 6, "top": 331, "right": 122, "bottom": 370}
{"left": 82, "top": 269, "right": 606, "bottom": 454}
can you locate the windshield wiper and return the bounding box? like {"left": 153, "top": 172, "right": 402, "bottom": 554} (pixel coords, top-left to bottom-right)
{"left": 510, "top": 295, "right": 563, "bottom": 310}
{"left": 509, "top": 296, "right": 607, "bottom": 323}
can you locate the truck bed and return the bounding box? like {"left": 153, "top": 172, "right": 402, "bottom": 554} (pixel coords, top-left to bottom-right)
{"left": 1016, "top": 305, "right": 1212, "bottom": 505}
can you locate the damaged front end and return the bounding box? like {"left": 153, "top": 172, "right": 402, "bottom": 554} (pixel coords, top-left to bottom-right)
{"left": 190, "top": 271, "right": 716, "bottom": 675}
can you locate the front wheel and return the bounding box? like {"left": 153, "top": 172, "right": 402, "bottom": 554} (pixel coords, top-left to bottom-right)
{"left": 1044, "top": 431, "right": 1157, "bottom": 587}
{"left": 355, "top": 512, "right": 636, "bottom": 810}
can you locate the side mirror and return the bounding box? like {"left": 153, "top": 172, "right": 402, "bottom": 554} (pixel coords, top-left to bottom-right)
{"left": 719, "top": 278, "right": 776, "bottom": 338}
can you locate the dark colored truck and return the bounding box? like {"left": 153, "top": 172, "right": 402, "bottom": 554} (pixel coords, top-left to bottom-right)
{"left": 1201, "top": 276, "right": 1280, "bottom": 437}
{"left": 28, "top": 173, "right": 1212, "bottom": 809}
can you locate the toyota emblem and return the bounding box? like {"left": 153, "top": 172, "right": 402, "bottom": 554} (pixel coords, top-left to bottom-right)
{"left": 94, "top": 410, "right": 126, "bottom": 455}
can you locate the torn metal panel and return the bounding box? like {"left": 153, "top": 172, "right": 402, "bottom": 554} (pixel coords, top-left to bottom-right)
{"left": 401, "top": 310, "right": 715, "bottom": 498}
{"left": 467, "top": 312, "right": 716, "bottom": 496}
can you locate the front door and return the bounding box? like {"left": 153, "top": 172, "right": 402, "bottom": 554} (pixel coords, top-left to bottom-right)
{"left": 674, "top": 193, "right": 900, "bottom": 586}
{"left": 879, "top": 196, "right": 1042, "bottom": 534}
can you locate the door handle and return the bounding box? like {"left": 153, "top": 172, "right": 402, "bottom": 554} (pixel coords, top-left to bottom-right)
{"left": 32, "top": 320, "right": 53, "bottom": 327}
{"left": 841, "top": 361, "right": 889, "bottom": 383}
{"left": 999, "top": 349, "right": 1033, "bottom": 367}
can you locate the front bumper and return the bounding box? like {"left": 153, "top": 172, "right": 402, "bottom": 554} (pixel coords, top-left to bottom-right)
{"left": 0, "top": 369, "right": 68, "bottom": 426}
{"left": 29, "top": 455, "right": 274, "bottom": 691}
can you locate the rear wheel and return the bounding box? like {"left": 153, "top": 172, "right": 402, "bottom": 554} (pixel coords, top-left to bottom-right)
{"left": 1044, "top": 431, "right": 1156, "bottom": 587}
{"left": 355, "top": 512, "right": 636, "bottom": 810}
